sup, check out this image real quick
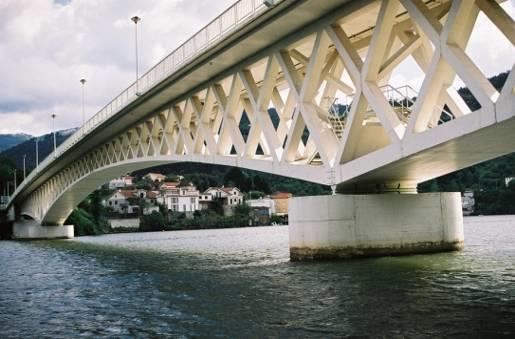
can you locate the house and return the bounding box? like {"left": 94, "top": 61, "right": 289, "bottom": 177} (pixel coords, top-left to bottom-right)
{"left": 462, "top": 191, "right": 475, "bottom": 216}
{"left": 145, "top": 191, "right": 160, "bottom": 206}
{"left": 162, "top": 183, "right": 200, "bottom": 215}
{"left": 199, "top": 192, "right": 214, "bottom": 210}
{"left": 144, "top": 173, "right": 166, "bottom": 183}
{"left": 203, "top": 186, "right": 244, "bottom": 205}
{"left": 104, "top": 189, "right": 161, "bottom": 216}
{"left": 160, "top": 181, "right": 180, "bottom": 192}
{"left": 103, "top": 190, "right": 139, "bottom": 215}
{"left": 247, "top": 197, "right": 276, "bottom": 225}
{"left": 247, "top": 197, "right": 276, "bottom": 216}
{"left": 251, "top": 207, "right": 271, "bottom": 225}
{"left": 107, "top": 175, "right": 134, "bottom": 189}
{"left": 270, "top": 192, "right": 292, "bottom": 216}
{"left": 203, "top": 186, "right": 244, "bottom": 216}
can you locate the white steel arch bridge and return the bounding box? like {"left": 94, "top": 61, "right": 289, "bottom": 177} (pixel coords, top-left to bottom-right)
{"left": 5, "top": 0, "right": 515, "bottom": 227}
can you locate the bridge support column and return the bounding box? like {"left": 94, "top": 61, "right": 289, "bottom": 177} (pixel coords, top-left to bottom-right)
{"left": 12, "top": 219, "right": 74, "bottom": 240}
{"left": 288, "top": 193, "right": 463, "bottom": 261}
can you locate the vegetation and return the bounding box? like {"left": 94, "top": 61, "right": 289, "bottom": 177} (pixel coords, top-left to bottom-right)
{"left": 0, "top": 156, "right": 21, "bottom": 196}
{"left": 64, "top": 189, "right": 111, "bottom": 236}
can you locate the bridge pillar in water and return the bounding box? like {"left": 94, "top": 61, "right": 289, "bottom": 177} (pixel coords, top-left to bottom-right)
{"left": 288, "top": 193, "right": 463, "bottom": 261}
{"left": 12, "top": 219, "right": 74, "bottom": 240}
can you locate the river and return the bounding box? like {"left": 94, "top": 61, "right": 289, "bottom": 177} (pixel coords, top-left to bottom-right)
{"left": 1, "top": 215, "right": 514, "bottom": 337}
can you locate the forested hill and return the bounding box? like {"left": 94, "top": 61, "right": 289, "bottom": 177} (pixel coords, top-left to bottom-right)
{"left": 0, "top": 133, "right": 32, "bottom": 152}
{"left": 0, "top": 129, "right": 78, "bottom": 170}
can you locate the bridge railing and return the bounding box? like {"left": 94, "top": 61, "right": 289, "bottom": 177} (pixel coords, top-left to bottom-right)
{"left": 10, "top": 0, "right": 280, "bottom": 203}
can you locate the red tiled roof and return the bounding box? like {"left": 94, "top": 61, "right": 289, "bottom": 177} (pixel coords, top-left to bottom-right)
{"left": 116, "top": 190, "right": 136, "bottom": 199}
{"left": 161, "top": 181, "right": 180, "bottom": 188}
{"left": 146, "top": 191, "right": 159, "bottom": 199}
{"left": 270, "top": 192, "right": 292, "bottom": 199}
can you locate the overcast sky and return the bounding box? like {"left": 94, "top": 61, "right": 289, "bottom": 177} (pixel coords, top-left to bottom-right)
{"left": 0, "top": 0, "right": 513, "bottom": 136}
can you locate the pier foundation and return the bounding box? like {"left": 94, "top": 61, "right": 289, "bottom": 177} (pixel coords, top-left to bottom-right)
{"left": 289, "top": 193, "right": 463, "bottom": 260}
{"left": 13, "top": 219, "right": 74, "bottom": 240}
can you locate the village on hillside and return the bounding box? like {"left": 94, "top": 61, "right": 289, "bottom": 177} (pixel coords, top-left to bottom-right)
{"left": 102, "top": 172, "right": 292, "bottom": 230}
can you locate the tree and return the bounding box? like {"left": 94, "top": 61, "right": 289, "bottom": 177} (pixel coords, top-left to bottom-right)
{"left": 140, "top": 211, "right": 167, "bottom": 231}
{"left": 253, "top": 175, "right": 271, "bottom": 194}
{"left": 428, "top": 180, "right": 439, "bottom": 192}
{"left": 224, "top": 167, "right": 250, "bottom": 190}
{"left": 234, "top": 203, "right": 251, "bottom": 217}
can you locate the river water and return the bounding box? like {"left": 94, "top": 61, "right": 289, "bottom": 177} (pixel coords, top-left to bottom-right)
{"left": 1, "top": 216, "right": 514, "bottom": 338}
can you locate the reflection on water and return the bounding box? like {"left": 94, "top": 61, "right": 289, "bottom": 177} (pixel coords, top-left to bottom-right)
{"left": 1, "top": 216, "right": 514, "bottom": 337}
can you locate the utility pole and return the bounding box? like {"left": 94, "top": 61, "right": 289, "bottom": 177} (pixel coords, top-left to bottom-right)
{"left": 131, "top": 15, "right": 141, "bottom": 95}
{"left": 80, "top": 78, "right": 87, "bottom": 126}
{"left": 36, "top": 137, "right": 39, "bottom": 171}
{"left": 23, "top": 154, "right": 26, "bottom": 180}
{"left": 51, "top": 113, "right": 57, "bottom": 158}
{"left": 13, "top": 169, "right": 17, "bottom": 191}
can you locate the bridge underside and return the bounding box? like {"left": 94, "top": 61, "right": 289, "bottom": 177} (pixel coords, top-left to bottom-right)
{"left": 11, "top": 0, "right": 515, "bottom": 225}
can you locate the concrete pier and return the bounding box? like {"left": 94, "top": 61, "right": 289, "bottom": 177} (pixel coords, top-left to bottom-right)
{"left": 13, "top": 219, "right": 74, "bottom": 240}
{"left": 288, "top": 193, "right": 463, "bottom": 260}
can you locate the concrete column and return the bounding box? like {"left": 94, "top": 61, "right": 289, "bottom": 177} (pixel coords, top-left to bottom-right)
{"left": 12, "top": 219, "right": 74, "bottom": 240}
{"left": 288, "top": 193, "right": 463, "bottom": 260}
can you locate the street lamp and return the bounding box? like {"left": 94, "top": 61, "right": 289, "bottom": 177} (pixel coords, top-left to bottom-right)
{"left": 80, "top": 78, "right": 87, "bottom": 126}
{"left": 23, "top": 154, "right": 26, "bottom": 180}
{"left": 51, "top": 113, "right": 57, "bottom": 158}
{"left": 131, "top": 15, "right": 141, "bottom": 95}
{"left": 35, "top": 137, "right": 39, "bottom": 171}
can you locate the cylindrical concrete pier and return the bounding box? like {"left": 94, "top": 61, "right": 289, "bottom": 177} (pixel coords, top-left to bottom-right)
{"left": 288, "top": 193, "right": 464, "bottom": 261}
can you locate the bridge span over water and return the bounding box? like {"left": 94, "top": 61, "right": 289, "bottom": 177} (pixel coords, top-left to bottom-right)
{"left": 4, "top": 0, "right": 514, "bottom": 259}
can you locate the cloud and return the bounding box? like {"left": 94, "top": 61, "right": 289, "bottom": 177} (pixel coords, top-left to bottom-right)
{"left": 0, "top": 0, "right": 233, "bottom": 135}
{"left": 0, "top": 0, "right": 513, "bottom": 136}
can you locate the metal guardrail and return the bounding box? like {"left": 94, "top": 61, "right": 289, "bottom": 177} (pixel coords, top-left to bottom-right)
{"left": 9, "top": 0, "right": 279, "bottom": 204}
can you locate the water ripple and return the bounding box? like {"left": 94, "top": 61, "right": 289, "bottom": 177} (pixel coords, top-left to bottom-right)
{"left": 0, "top": 217, "right": 514, "bottom": 337}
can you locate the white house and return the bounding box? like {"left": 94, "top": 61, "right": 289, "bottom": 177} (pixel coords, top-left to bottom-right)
{"left": 247, "top": 197, "right": 276, "bottom": 216}
{"left": 103, "top": 190, "right": 139, "bottom": 214}
{"left": 104, "top": 189, "right": 161, "bottom": 215}
{"left": 199, "top": 193, "right": 214, "bottom": 210}
{"left": 203, "top": 187, "right": 244, "bottom": 206}
{"left": 163, "top": 183, "right": 200, "bottom": 213}
{"left": 108, "top": 175, "right": 134, "bottom": 189}
{"left": 202, "top": 186, "right": 244, "bottom": 216}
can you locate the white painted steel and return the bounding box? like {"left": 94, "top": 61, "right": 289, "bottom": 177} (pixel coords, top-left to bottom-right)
{"left": 6, "top": 0, "right": 514, "bottom": 225}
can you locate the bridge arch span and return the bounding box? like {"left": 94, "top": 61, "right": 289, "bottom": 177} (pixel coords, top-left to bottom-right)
{"left": 20, "top": 155, "right": 324, "bottom": 226}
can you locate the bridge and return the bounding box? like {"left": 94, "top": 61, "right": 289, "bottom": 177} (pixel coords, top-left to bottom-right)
{"left": 4, "top": 0, "right": 514, "bottom": 259}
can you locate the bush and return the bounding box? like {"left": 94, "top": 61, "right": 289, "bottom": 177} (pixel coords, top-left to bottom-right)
{"left": 66, "top": 208, "right": 107, "bottom": 236}
{"left": 140, "top": 211, "right": 167, "bottom": 231}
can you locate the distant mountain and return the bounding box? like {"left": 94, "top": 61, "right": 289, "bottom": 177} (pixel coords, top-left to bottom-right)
{"left": 0, "top": 128, "right": 78, "bottom": 170}
{"left": 0, "top": 133, "right": 32, "bottom": 152}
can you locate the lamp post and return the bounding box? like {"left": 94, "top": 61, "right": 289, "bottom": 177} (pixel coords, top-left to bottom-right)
{"left": 51, "top": 113, "right": 57, "bottom": 158}
{"left": 131, "top": 15, "right": 141, "bottom": 95}
{"left": 80, "top": 78, "right": 87, "bottom": 126}
{"left": 35, "top": 137, "right": 39, "bottom": 171}
{"left": 23, "top": 154, "right": 26, "bottom": 180}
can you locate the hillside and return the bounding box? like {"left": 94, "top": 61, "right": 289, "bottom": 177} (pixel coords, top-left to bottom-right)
{"left": 0, "top": 129, "right": 78, "bottom": 170}
{"left": 0, "top": 133, "right": 32, "bottom": 152}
